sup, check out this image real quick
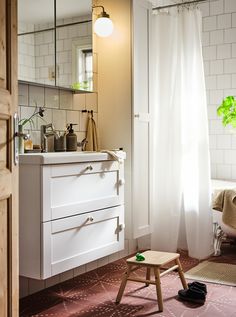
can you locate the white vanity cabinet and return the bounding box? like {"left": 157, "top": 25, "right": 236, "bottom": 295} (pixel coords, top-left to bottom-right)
{"left": 19, "top": 152, "right": 125, "bottom": 280}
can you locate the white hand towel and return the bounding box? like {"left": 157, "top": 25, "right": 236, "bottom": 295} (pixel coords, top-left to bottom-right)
{"left": 101, "top": 150, "right": 125, "bottom": 164}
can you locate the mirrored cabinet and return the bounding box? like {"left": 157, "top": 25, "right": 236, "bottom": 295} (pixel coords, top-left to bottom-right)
{"left": 18, "top": 0, "right": 93, "bottom": 92}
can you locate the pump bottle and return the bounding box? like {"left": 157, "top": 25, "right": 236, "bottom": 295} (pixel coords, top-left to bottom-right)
{"left": 66, "top": 123, "right": 77, "bottom": 151}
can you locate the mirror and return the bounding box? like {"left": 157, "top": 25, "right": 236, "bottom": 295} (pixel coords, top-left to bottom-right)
{"left": 18, "top": 0, "right": 93, "bottom": 92}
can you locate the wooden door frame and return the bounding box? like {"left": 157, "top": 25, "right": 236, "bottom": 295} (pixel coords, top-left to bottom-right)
{"left": 0, "top": 0, "right": 19, "bottom": 316}
{"left": 9, "top": 0, "right": 19, "bottom": 315}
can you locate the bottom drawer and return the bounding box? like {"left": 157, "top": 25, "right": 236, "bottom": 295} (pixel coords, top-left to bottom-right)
{"left": 41, "top": 205, "right": 124, "bottom": 279}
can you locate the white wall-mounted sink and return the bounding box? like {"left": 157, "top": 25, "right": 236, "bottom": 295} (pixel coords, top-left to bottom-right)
{"left": 19, "top": 151, "right": 126, "bottom": 165}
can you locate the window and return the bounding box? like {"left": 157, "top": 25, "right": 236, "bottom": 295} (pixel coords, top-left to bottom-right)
{"left": 72, "top": 38, "right": 93, "bottom": 91}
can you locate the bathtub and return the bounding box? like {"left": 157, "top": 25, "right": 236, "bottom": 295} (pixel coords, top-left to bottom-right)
{"left": 211, "top": 179, "right": 236, "bottom": 255}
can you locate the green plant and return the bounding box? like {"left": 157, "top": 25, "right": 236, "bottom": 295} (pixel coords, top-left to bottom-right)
{"left": 217, "top": 96, "right": 236, "bottom": 128}
{"left": 71, "top": 81, "right": 90, "bottom": 91}
{"left": 19, "top": 104, "right": 45, "bottom": 129}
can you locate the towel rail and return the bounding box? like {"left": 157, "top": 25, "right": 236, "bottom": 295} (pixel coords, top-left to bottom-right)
{"left": 81, "top": 110, "right": 94, "bottom": 118}
{"left": 81, "top": 110, "right": 93, "bottom": 113}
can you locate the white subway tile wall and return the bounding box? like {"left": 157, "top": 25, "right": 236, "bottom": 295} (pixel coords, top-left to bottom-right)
{"left": 29, "top": 85, "right": 45, "bottom": 107}
{"left": 73, "top": 93, "right": 86, "bottom": 110}
{"left": 18, "top": 84, "right": 28, "bottom": 106}
{"left": 59, "top": 90, "right": 73, "bottom": 110}
{"left": 225, "top": 0, "right": 236, "bottom": 13}
{"left": 66, "top": 111, "right": 80, "bottom": 131}
{"left": 200, "top": 0, "right": 236, "bottom": 180}
{"left": 18, "top": 83, "right": 97, "bottom": 146}
{"left": 209, "top": 0, "right": 224, "bottom": 16}
{"left": 20, "top": 106, "right": 39, "bottom": 130}
{"left": 52, "top": 109, "right": 67, "bottom": 130}
{"left": 45, "top": 88, "right": 59, "bottom": 109}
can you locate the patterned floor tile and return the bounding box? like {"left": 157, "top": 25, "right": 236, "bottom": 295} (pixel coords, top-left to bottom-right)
{"left": 20, "top": 246, "right": 236, "bottom": 317}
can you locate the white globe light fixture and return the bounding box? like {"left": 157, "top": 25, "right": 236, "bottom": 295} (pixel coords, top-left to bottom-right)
{"left": 93, "top": 6, "right": 114, "bottom": 37}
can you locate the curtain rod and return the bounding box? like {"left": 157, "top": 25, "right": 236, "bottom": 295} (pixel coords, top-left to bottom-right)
{"left": 153, "top": 0, "right": 207, "bottom": 11}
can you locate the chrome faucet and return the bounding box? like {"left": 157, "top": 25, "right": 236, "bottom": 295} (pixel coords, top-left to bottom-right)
{"left": 77, "top": 138, "right": 88, "bottom": 151}
{"left": 41, "top": 124, "right": 56, "bottom": 152}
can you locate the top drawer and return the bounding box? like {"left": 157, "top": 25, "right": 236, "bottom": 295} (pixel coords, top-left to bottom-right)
{"left": 41, "top": 160, "right": 124, "bottom": 222}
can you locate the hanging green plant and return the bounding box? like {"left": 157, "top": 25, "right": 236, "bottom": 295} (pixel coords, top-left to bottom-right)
{"left": 217, "top": 96, "right": 236, "bottom": 128}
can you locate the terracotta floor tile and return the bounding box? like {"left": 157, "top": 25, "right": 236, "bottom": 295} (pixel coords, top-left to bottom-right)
{"left": 20, "top": 246, "right": 236, "bottom": 317}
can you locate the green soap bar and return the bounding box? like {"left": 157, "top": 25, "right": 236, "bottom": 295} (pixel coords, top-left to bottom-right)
{"left": 135, "top": 252, "right": 145, "bottom": 261}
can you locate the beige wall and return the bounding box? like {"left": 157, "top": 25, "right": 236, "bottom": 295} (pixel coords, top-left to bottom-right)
{"left": 93, "top": 0, "right": 133, "bottom": 238}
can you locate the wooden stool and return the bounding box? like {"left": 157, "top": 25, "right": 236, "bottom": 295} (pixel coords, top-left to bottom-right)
{"left": 116, "top": 250, "right": 187, "bottom": 312}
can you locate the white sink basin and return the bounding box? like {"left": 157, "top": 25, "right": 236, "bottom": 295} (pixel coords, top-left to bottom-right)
{"left": 19, "top": 151, "right": 115, "bottom": 165}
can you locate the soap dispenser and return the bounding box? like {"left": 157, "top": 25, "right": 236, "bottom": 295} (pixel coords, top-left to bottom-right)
{"left": 66, "top": 123, "right": 77, "bottom": 151}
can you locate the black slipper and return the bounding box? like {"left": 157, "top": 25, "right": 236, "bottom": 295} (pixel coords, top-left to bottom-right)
{"left": 188, "top": 281, "right": 207, "bottom": 294}
{"left": 178, "top": 287, "right": 206, "bottom": 304}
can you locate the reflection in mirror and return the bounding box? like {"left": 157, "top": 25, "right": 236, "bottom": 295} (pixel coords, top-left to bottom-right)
{"left": 18, "top": 30, "right": 55, "bottom": 86}
{"left": 35, "top": 30, "right": 55, "bottom": 86}
{"left": 18, "top": 0, "right": 54, "bottom": 35}
{"left": 56, "top": 0, "right": 91, "bottom": 25}
{"left": 18, "top": 0, "right": 54, "bottom": 84}
{"left": 18, "top": 33, "right": 36, "bottom": 82}
{"left": 56, "top": 26, "right": 92, "bottom": 90}
{"left": 18, "top": 0, "right": 93, "bottom": 91}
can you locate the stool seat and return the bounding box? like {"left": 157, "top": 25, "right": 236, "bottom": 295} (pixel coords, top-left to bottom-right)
{"left": 116, "top": 250, "right": 187, "bottom": 312}
{"left": 127, "top": 250, "right": 180, "bottom": 267}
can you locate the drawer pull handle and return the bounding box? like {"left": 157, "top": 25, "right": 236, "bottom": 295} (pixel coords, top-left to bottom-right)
{"left": 87, "top": 216, "right": 94, "bottom": 222}
{"left": 119, "top": 178, "right": 125, "bottom": 185}
{"left": 86, "top": 165, "right": 93, "bottom": 171}
{"left": 119, "top": 223, "right": 125, "bottom": 231}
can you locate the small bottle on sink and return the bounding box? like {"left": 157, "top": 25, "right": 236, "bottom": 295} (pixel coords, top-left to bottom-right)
{"left": 24, "top": 134, "right": 33, "bottom": 151}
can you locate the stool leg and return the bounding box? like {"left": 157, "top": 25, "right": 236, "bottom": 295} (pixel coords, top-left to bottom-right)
{"left": 145, "top": 267, "right": 151, "bottom": 287}
{"left": 116, "top": 264, "right": 132, "bottom": 304}
{"left": 175, "top": 258, "right": 187, "bottom": 289}
{"left": 154, "top": 267, "right": 163, "bottom": 312}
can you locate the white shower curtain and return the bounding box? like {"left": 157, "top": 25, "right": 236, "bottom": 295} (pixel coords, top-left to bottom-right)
{"left": 151, "top": 7, "right": 213, "bottom": 259}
